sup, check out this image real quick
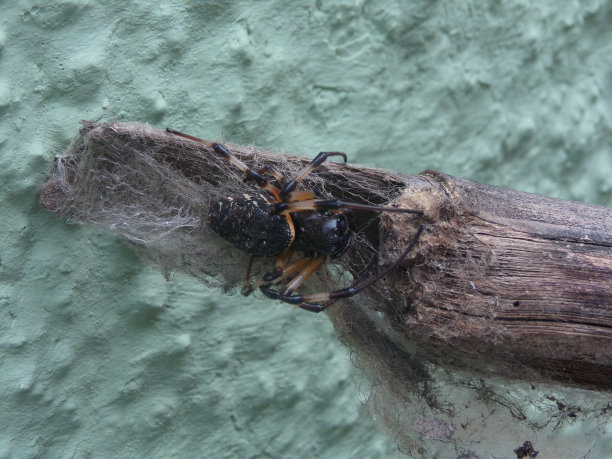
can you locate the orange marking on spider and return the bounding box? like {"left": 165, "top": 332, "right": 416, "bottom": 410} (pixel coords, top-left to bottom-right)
{"left": 166, "top": 128, "right": 424, "bottom": 312}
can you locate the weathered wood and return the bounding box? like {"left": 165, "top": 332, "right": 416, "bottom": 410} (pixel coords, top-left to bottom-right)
{"left": 379, "top": 171, "right": 612, "bottom": 391}
{"left": 40, "top": 122, "right": 612, "bottom": 391}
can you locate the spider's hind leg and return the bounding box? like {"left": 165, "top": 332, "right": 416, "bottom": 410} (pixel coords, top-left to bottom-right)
{"left": 166, "top": 128, "right": 282, "bottom": 200}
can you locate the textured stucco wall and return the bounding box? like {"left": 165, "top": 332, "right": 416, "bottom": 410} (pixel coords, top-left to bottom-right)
{"left": 1, "top": 1, "right": 610, "bottom": 458}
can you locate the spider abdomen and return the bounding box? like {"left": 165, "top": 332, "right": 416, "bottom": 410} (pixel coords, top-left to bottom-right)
{"left": 208, "top": 194, "right": 295, "bottom": 256}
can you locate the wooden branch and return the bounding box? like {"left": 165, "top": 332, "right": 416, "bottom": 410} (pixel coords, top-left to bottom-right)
{"left": 40, "top": 122, "right": 612, "bottom": 391}
{"left": 379, "top": 170, "right": 612, "bottom": 391}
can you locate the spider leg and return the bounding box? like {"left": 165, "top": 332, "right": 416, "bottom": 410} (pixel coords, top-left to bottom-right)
{"left": 242, "top": 255, "right": 256, "bottom": 293}
{"left": 254, "top": 165, "right": 316, "bottom": 201}
{"left": 166, "top": 128, "right": 282, "bottom": 200}
{"left": 273, "top": 199, "right": 424, "bottom": 216}
{"left": 261, "top": 225, "right": 424, "bottom": 313}
{"left": 259, "top": 256, "right": 326, "bottom": 301}
{"left": 280, "top": 256, "right": 326, "bottom": 294}
{"left": 242, "top": 253, "right": 314, "bottom": 295}
{"left": 272, "top": 247, "right": 295, "bottom": 273}
{"left": 241, "top": 247, "right": 296, "bottom": 295}
{"left": 266, "top": 254, "right": 377, "bottom": 311}
{"left": 256, "top": 165, "right": 286, "bottom": 185}
{"left": 279, "top": 151, "right": 347, "bottom": 201}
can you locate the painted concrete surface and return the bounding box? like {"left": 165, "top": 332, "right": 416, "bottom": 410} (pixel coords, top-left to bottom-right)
{"left": 1, "top": 1, "right": 610, "bottom": 458}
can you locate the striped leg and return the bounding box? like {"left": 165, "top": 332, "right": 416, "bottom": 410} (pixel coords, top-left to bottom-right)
{"left": 166, "top": 128, "right": 283, "bottom": 200}
{"left": 241, "top": 248, "right": 303, "bottom": 296}
{"left": 261, "top": 225, "right": 424, "bottom": 313}
{"left": 278, "top": 151, "right": 347, "bottom": 200}
{"left": 273, "top": 199, "right": 424, "bottom": 216}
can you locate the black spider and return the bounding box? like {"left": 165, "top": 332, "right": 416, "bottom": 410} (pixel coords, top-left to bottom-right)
{"left": 167, "top": 128, "right": 423, "bottom": 312}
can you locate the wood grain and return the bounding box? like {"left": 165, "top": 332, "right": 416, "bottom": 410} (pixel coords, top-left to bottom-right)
{"left": 382, "top": 170, "right": 612, "bottom": 390}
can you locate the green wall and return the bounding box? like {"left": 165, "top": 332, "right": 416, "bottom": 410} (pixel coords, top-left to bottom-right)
{"left": 1, "top": 1, "right": 610, "bottom": 458}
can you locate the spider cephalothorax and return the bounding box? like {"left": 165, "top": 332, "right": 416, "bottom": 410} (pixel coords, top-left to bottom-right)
{"left": 167, "top": 128, "right": 423, "bottom": 312}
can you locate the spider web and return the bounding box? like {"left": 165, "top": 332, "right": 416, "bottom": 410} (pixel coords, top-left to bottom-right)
{"left": 41, "top": 121, "right": 611, "bottom": 458}
{"left": 41, "top": 120, "right": 401, "bottom": 300}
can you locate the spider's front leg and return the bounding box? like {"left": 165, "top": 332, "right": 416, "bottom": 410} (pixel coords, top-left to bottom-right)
{"left": 260, "top": 278, "right": 363, "bottom": 313}
{"left": 278, "top": 151, "right": 347, "bottom": 201}
{"left": 241, "top": 249, "right": 310, "bottom": 296}
{"left": 250, "top": 150, "right": 347, "bottom": 202}
{"left": 260, "top": 287, "right": 344, "bottom": 313}
{"left": 261, "top": 225, "right": 424, "bottom": 313}
{"left": 273, "top": 199, "right": 424, "bottom": 216}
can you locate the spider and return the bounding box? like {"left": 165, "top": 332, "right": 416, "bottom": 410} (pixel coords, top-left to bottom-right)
{"left": 167, "top": 128, "right": 424, "bottom": 313}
